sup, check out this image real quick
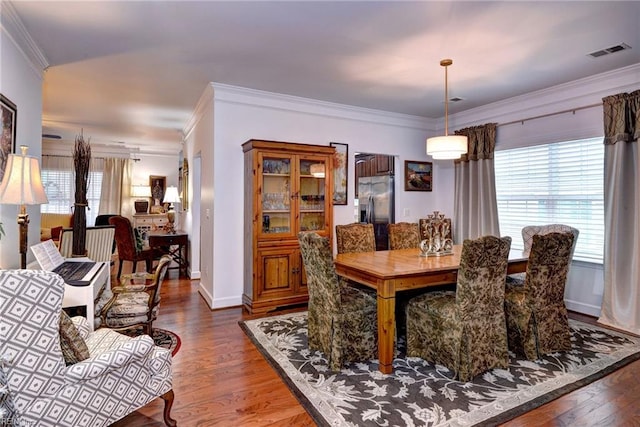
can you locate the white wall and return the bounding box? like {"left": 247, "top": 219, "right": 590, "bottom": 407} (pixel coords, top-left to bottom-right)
{"left": 446, "top": 63, "right": 640, "bottom": 316}
{"left": 0, "top": 12, "right": 46, "bottom": 269}
{"left": 184, "top": 84, "right": 444, "bottom": 308}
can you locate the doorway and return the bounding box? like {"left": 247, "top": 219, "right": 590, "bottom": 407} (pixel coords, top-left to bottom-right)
{"left": 354, "top": 153, "right": 395, "bottom": 250}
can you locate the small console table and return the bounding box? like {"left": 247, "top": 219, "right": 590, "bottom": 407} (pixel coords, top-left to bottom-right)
{"left": 148, "top": 231, "right": 189, "bottom": 277}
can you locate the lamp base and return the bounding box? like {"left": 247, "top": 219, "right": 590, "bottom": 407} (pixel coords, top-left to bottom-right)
{"left": 18, "top": 205, "right": 29, "bottom": 269}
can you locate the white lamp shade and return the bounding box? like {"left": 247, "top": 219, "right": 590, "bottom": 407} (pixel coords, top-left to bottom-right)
{"left": 132, "top": 185, "right": 152, "bottom": 198}
{"left": 426, "top": 135, "right": 468, "bottom": 160}
{"left": 162, "top": 186, "right": 181, "bottom": 204}
{"left": 0, "top": 151, "right": 48, "bottom": 205}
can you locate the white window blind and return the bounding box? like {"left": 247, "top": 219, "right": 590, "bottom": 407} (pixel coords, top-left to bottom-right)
{"left": 495, "top": 137, "right": 604, "bottom": 263}
{"left": 41, "top": 158, "right": 103, "bottom": 226}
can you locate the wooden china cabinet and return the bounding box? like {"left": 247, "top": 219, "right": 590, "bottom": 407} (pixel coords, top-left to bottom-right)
{"left": 242, "top": 139, "right": 334, "bottom": 314}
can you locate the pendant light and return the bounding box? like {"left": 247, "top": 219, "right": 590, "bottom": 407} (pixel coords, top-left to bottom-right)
{"left": 426, "top": 59, "right": 467, "bottom": 160}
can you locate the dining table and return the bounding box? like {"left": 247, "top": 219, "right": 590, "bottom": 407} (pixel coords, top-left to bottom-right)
{"left": 334, "top": 245, "right": 528, "bottom": 374}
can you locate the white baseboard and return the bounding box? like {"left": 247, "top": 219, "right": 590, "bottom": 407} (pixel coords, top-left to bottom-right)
{"left": 566, "top": 299, "right": 601, "bottom": 317}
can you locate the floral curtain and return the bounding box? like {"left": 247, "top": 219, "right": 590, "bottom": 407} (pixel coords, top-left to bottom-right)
{"left": 453, "top": 123, "right": 500, "bottom": 242}
{"left": 598, "top": 90, "right": 640, "bottom": 335}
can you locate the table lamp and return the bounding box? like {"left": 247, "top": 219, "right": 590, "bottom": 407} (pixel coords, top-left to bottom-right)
{"left": 0, "top": 146, "right": 49, "bottom": 268}
{"left": 162, "top": 186, "right": 181, "bottom": 233}
{"left": 132, "top": 184, "right": 152, "bottom": 213}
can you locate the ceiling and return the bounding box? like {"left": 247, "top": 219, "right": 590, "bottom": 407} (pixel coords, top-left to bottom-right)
{"left": 8, "top": 1, "right": 640, "bottom": 155}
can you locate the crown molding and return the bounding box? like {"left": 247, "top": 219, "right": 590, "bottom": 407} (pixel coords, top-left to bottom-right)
{"left": 210, "top": 82, "right": 433, "bottom": 131}
{"left": 183, "top": 83, "right": 215, "bottom": 139}
{"left": 446, "top": 63, "right": 640, "bottom": 130}
{"left": 1, "top": 2, "right": 49, "bottom": 77}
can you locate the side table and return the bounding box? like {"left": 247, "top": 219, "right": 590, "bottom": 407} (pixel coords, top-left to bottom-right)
{"left": 148, "top": 231, "right": 189, "bottom": 277}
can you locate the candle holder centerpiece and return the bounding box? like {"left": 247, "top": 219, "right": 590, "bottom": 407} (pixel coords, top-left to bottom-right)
{"left": 419, "top": 211, "right": 453, "bottom": 257}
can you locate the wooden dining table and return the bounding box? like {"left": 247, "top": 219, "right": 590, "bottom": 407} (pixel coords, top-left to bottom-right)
{"left": 334, "top": 245, "right": 528, "bottom": 374}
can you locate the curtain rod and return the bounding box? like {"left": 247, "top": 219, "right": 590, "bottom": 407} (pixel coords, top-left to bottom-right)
{"left": 43, "top": 154, "right": 141, "bottom": 162}
{"left": 497, "top": 102, "right": 601, "bottom": 127}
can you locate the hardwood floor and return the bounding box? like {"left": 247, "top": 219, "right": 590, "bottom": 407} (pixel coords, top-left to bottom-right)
{"left": 112, "top": 274, "right": 640, "bottom": 427}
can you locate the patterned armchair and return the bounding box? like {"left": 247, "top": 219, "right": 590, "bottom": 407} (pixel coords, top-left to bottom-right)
{"left": 298, "top": 232, "right": 378, "bottom": 371}
{"left": 508, "top": 224, "right": 579, "bottom": 284}
{"left": 388, "top": 222, "right": 420, "bottom": 250}
{"left": 406, "top": 235, "right": 512, "bottom": 382}
{"left": 335, "top": 223, "right": 375, "bottom": 254}
{"left": 0, "top": 269, "right": 176, "bottom": 426}
{"left": 99, "top": 255, "right": 172, "bottom": 335}
{"left": 504, "top": 232, "right": 575, "bottom": 360}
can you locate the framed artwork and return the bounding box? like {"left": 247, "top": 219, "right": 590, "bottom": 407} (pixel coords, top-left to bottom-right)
{"left": 404, "top": 160, "right": 433, "bottom": 192}
{"left": 330, "top": 142, "right": 348, "bottom": 205}
{"left": 1, "top": 94, "right": 17, "bottom": 183}
{"left": 149, "top": 175, "right": 167, "bottom": 213}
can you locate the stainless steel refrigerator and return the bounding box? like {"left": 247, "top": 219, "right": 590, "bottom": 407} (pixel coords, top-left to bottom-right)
{"left": 358, "top": 176, "right": 395, "bottom": 250}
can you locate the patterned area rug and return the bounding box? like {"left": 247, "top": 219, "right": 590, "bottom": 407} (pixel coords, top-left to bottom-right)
{"left": 240, "top": 312, "right": 640, "bottom": 427}
{"left": 123, "top": 327, "right": 181, "bottom": 356}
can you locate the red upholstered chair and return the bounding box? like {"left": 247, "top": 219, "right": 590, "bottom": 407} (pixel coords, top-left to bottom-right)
{"left": 108, "top": 215, "right": 161, "bottom": 279}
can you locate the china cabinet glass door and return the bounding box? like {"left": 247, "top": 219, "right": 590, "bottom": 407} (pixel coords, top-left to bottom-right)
{"left": 298, "top": 157, "right": 326, "bottom": 232}
{"left": 260, "top": 154, "right": 292, "bottom": 235}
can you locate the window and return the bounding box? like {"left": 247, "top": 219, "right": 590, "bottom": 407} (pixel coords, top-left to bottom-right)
{"left": 41, "top": 157, "right": 103, "bottom": 226}
{"left": 495, "top": 137, "right": 604, "bottom": 263}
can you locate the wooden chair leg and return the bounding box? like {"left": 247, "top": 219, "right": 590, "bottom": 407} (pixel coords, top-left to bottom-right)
{"left": 117, "top": 260, "right": 124, "bottom": 279}
{"left": 161, "top": 389, "right": 177, "bottom": 427}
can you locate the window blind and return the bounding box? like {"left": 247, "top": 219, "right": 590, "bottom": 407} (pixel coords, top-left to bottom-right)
{"left": 495, "top": 137, "right": 604, "bottom": 263}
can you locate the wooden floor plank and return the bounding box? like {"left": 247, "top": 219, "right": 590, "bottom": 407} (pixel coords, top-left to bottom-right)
{"left": 110, "top": 273, "right": 640, "bottom": 427}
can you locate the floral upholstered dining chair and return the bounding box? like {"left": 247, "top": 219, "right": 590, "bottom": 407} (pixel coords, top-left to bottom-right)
{"left": 504, "top": 232, "right": 575, "bottom": 360}
{"left": 388, "top": 222, "right": 420, "bottom": 250}
{"left": 508, "top": 223, "right": 579, "bottom": 284}
{"left": 406, "top": 235, "right": 512, "bottom": 382}
{"left": 298, "top": 232, "right": 378, "bottom": 371}
{"left": 335, "top": 223, "right": 375, "bottom": 254}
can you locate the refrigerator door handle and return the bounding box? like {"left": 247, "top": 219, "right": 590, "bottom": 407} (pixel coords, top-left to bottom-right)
{"left": 366, "top": 195, "right": 374, "bottom": 223}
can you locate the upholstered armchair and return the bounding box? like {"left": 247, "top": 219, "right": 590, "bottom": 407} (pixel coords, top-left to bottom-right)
{"left": 0, "top": 269, "right": 176, "bottom": 427}
{"left": 335, "top": 223, "right": 375, "bottom": 254}
{"left": 99, "top": 255, "right": 172, "bottom": 335}
{"left": 109, "top": 215, "right": 161, "bottom": 279}
{"left": 508, "top": 223, "right": 579, "bottom": 284}
{"left": 406, "top": 235, "right": 512, "bottom": 382}
{"left": 298, "top": 232, "right": 378, "bottom": 371}
{"left": 504, "top": 232, "right": 575, "bottom": 360}
{"left": 388, "top": 222, "right": 420, "bottom": 250}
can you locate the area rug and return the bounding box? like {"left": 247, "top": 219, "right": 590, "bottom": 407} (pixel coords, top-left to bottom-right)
{"left": 240, "top": 312, "right": 640, "bottom": 427}
{"left": 123, "top": 327, "right": 181, "bottom": 356}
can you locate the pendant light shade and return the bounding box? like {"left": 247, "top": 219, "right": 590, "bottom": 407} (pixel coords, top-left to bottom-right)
{"left": 426, "top": 59, "right": 467, "bottom": 160}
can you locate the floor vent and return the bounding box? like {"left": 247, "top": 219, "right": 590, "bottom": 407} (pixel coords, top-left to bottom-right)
{"left": 588, "top": 43, "right": 632, "bottom": 58}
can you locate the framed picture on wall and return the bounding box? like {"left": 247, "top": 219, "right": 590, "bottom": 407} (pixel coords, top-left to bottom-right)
{"left": 330, "top": 142, "right": 348, "bottom": 205}
{"left": 149, "top": 175, "right": 166, "bottom": 213}
{"left": 1, "top": 94, "right": 17, "bottom": 183}
{"left": 404, "top": 160, "right": 433, "bottom": 191}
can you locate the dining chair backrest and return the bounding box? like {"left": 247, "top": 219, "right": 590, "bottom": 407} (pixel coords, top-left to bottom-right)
{"left": 335, "top": 223, "right": 375, "bottom": 254}
{"left": 388, "top": 222, "right": 420, "bottom": 250}
{"left": 521, "top": 224, "right": 579, "bottom": 258}
{"left": 456, "top": 235, "right": 512, "bottom": 321}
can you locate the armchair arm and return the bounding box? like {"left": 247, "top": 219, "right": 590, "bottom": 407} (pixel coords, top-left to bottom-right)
{"left": 64, "top": 335, "right": 154, "bottom": 383}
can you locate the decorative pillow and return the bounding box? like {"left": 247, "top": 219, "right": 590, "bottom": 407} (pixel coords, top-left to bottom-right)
{"left": 59, "top": 310, "right": 90, "bottom": 365}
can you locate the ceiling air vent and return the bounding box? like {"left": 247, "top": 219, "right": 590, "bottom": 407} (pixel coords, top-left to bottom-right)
{"left": 588, "top": 43, "right": 632, "bottom": 58}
